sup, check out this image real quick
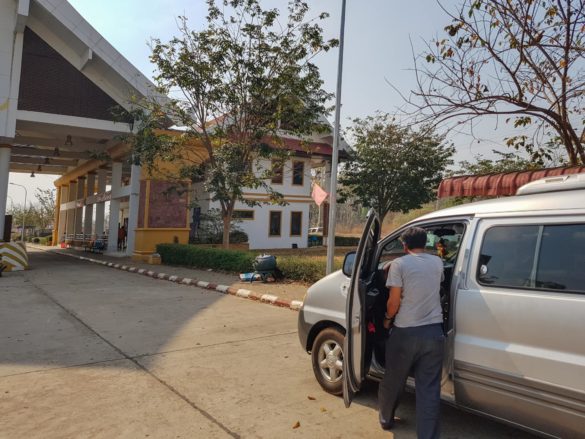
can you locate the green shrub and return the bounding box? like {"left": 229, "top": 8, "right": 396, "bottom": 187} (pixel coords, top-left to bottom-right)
{"left": 156, "top": 243, "right": 345, "bottom": 284}
{"left": 277, "top": 257, "right": 326, "bottom": 284}
{"left": 37, "top": 236, "right": 52, "bottom": 246}
{"left": 229, "top": 230, "right": 248, "bottom": 244}
{"left": 33, "top": 237, "right": 40, "bottom": 243}
{"left": 335, "top": 236, "right": 360, "bottom": 246}
{"left": 156, "top": 243, "right": 255, "bottom": 273}
{"left": 307, "top": 235, "right": 360, "bottom": 247}
{"left": 278, "top": 256, "right": 344, "bottom": 284}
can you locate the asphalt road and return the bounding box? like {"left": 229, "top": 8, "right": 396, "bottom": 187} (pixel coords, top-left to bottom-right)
{"left": 0, "top": 249, "right": 537, "bottom": 438}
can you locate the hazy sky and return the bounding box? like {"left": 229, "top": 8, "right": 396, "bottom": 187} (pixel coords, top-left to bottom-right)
{"left": 8, "top": 0, "right": 518, "bottom": 205}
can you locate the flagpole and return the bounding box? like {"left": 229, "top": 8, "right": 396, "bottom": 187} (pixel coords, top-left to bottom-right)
{"left": 326, "top": 0, "right": 347, "bottom": 275}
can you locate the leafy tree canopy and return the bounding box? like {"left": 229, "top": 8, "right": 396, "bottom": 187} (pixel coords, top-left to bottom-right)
{"left": 450, "top": 150, "right": 543, "bottom": 176}
{"left": 128, "top": 0, "right": 337, "bottom": 247}
{"left": 411, "top": 0, "right": 585, "bottom": 165}
{"left": 339, "top": 114, "right": 455, "bottom": 223}
{"left": 8, "top": 188, "right": 55, "bottom": 232}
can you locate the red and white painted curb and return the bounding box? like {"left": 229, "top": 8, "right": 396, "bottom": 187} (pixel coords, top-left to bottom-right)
{"left": 55, "top": 251, "right": 304, "bottom": 312}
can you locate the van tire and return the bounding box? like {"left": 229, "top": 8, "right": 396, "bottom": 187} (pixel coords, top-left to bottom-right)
{"left": 311, "top": 327, "right": 344, "bottom": 395}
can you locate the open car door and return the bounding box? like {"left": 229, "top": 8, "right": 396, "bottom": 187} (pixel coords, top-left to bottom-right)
{"left": 343, "top": 209, "right": 380, "bottom": 407}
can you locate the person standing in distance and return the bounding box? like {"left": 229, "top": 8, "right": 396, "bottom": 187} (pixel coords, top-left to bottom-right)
{"left": 378, "top": 227, "right": 445, "bottom": 439}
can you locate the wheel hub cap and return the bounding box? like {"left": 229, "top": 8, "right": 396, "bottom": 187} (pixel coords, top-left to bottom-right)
{"left": 326, "top": 352, "right": 337, "bottom": 367}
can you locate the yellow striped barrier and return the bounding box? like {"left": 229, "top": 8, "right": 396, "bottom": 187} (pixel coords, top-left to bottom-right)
{"left": 0, "top": 242, "right": 29, "bottom": 271}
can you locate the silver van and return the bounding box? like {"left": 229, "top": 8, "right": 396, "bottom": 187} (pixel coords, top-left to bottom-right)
{"left": 298, "top": 174, "right": 585, "bottom": 438}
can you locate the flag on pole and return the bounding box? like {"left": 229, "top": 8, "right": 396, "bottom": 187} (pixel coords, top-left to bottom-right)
{"left": 312, "top": 183, "right": 329, "bottom": 206}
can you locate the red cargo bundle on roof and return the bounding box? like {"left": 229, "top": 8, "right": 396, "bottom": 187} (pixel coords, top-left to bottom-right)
{"left": 437, "top": 165, "right": 585, "bottom": 199}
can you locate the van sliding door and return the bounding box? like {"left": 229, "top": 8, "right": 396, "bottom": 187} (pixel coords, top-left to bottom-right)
{"left": 454, "top": 217, "right": 585, "bottom": 437}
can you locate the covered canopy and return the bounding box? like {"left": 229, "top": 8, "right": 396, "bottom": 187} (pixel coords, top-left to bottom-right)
{"left": 438, "top": 165, "right": 585, "bottom": 199}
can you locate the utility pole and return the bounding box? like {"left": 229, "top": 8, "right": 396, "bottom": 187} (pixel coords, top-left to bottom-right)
{"left": 10, "top": 182, "right": 27, "bottom": 241}
{"left": 326, "top": 0, "right": 347, "bottom": 274}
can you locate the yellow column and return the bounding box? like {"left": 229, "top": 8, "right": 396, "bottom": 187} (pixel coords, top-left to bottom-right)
{"left": 52, "top": 185, "right": 61, "bottom": 245}
{"left": 144, "top": 179, "right": 151, "bottom": 228}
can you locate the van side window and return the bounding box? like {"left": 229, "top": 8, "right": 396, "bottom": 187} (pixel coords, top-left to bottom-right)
{"left": 380, "top": 223, "right": 465, "bottom": 265}
{"left": 478, "top": 223, "right": 585, "bottom": 293}
{"left": 536, "top": 224, "right": 585, "bottom": 293}
{"left": 477, "top": 226, "right": 538, "bottom": 288}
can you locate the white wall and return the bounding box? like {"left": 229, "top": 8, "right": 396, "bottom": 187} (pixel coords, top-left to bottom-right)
{"left": 248, "top": 157, "right": 312, "bottom": 197}
{"left": 196, "top": 156, "right": 315, "bottom": 249}
{"left": 234, "top": 201, "right": 310, "bottom": 250}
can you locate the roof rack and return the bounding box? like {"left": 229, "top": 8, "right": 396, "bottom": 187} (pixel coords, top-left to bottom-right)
{"left": 516, "top": 173, "right": 585, "bottom": 196}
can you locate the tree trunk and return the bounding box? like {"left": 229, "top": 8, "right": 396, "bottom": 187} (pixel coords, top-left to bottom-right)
{"left": 222, "top": 214, "right": 231, "bottom": 249}
{"left": 222, "top": 204, "right": 234, "bottom": 249}
{"left": 378, "top": 211, "right": 387, "bottom": 227}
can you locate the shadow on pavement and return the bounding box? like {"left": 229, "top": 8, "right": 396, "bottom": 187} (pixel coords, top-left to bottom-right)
{"left": 0, "top": 249, "right": 294, "bottom": 375}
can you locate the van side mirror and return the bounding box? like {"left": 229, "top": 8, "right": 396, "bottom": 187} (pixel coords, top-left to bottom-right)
{"left": 342, "top": 251, "right": 356, "bottom": 277}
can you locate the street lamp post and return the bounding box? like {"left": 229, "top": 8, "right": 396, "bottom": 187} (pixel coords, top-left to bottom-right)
{"left": 326, "top": 0, "right": 347, "bottom": 274}
{"left": 10, "top": 183, "right": 27, "bottom": 241}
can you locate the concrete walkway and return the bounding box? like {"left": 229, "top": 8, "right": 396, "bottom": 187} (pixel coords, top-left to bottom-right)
{"left": 52, "top": 246, "right": 309, "bottom": 303}
{"left": 0, "top": 249, "right": 536, "bottom": 438}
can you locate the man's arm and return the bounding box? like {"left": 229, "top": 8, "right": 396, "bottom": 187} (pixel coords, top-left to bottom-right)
{"left": 386, "top": 286, "right": 402, "bottom": 318}
{"left": 384, "top": 286, "right": 402, "bottom": 329}
{"left": 384, "top": 260, "right": 403, "bottom": 328}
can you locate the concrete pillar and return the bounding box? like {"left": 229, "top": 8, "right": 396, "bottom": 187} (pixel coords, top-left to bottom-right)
{"left": 0, "top": 1, "right": 26, "bottom": 140}
{"left": 0, "top": 146, "right": 10, "bottom": 241}
{"left": 57, "top": 186, "right": 68, "bottom": 243}
{"left": 84, "top": 173, "right": 95, "bottom": 236}
{"left": 107, "top": 162, "right": 122, "bottom": 252}
{"left": 95, "top": 168, "right": 107, "bottom": 237}
{"left": 74, "top": 177, "right": 85, "bottom": 235}
{"left": 52, "top": 185, "right": 61, "bottom": 245}
{"left": 66, "top": 181, "right": 76, "bottom": 236}
{"left": 126, "top": 163, "right": 141, "bottom": 255}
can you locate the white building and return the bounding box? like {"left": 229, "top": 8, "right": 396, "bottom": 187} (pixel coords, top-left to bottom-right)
{"left": 192, "top": 131, "right": 346, "bottom": 250}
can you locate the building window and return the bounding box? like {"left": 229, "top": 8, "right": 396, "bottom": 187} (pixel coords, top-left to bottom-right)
{"left": 233, "top": 210, "right": 255, "bottom": 220}
{"left": 271, "top": 160, "right": 283, "bottom": 184}
{"left": 290, "top": 211, "right": 302, "bottom": 236}
{"left": 292, "top": 161, "right": 304, "bottom": 186}
{"left": 269, "top": 211, "right": 282, "bottom": 236}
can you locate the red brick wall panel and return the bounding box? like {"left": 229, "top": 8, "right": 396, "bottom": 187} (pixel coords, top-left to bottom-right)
{"left": 148, "top": 181, "right": 189, "bottom": 228}
{"left": 137, "top": 181, "right": 147, "bottom": 228}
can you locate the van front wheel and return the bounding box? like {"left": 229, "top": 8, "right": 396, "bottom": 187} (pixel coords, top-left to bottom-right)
{"left": 311, "top": 327, "right": 344, "bottom": 395}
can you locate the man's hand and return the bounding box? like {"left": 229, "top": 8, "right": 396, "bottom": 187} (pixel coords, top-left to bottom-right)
{"left": 383, "top": 317, "right": 392, "bottom": 329}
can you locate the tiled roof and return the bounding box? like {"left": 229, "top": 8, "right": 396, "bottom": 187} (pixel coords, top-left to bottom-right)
{"left": 438, "top": 166, "right": 585, "bottom": 198}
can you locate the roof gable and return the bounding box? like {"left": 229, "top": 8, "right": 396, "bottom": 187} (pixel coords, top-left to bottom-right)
{"left": 18, "top": 27, "right": 131, "bottom": 122}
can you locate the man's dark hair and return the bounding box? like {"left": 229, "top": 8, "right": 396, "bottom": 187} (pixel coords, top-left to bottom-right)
{"left": 401, "top": 227, "right": 427, "bottom": 250}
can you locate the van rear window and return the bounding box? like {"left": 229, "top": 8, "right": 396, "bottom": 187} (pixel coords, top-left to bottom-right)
{"left": 478, "top": 224, "right": 585, "bottom": 293}
{"left": 536, "top": 224, "right": 585, "bottom": 292}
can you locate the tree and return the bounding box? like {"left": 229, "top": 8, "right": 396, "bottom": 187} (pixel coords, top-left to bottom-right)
{"left": 7, "top": 189, "right": 55, "bottom": 234}
{"left": 34, "top": 188, "right": 56, "bottom": 230}
{"left": 338, "top": 114, "right": 455, "bottom": 224}
{"left": 411, "top": 0, "right": 585, "bottom": 165}
{"left": 450, "top": 150, "right": 542, "bottom": 176}
{"left": 130, "top": 0, "right": 337, "bottom": 247}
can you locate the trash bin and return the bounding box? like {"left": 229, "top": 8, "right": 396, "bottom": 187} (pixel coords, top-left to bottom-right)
{"left": 253, "top": 254, "right": 277, "bottom": 272}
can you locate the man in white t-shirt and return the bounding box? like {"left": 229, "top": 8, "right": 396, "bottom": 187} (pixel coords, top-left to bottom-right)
{"left": 378, "top": 227, "right": 445, "bottom": 439}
